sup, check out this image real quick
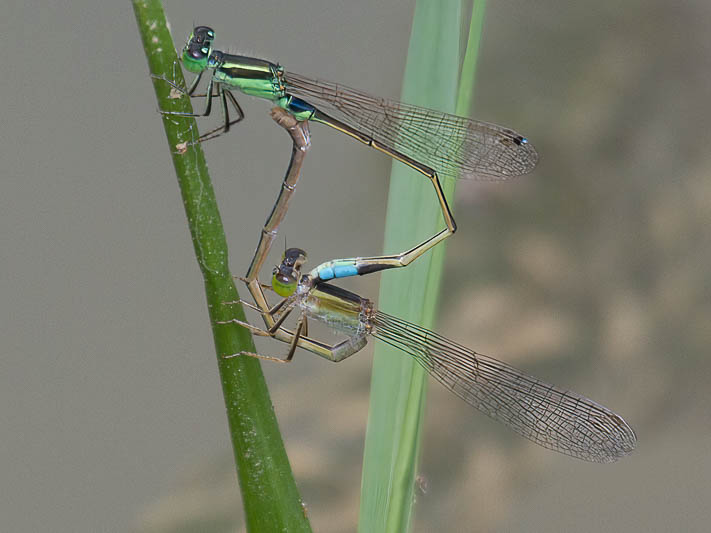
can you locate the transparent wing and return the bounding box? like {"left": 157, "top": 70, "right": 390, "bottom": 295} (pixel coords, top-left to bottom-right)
{"left": 283, "top": 71, "right": 539, "bottom": 180}
{"left": 372, "top": 311, "right": 636, "bottom": 463}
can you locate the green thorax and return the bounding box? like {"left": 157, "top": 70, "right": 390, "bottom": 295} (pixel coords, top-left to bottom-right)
{"left": 211, "top": 52, "right": 285, "bottom": 101}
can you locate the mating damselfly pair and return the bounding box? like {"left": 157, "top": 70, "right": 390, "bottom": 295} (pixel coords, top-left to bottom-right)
{"left": 162, "top": 26, "right": 636, "bottom": 462}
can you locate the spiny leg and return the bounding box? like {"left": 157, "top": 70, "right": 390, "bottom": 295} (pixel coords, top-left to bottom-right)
{"left": 239, "top": 275, "right": 337, "bottom": 356}
{"left": 220, "top": 315, "right": 306, "bottom": 363}
{"left": 222, "top": 297, "right": 276, "bottom": 315}
{"left": 218, "top": 313, "right": 367, "bottom": 364}
{"left": 154, "top": 71, "right": 217, "bottom": 119}
{"left": 150, "top": 67, "right": 199, "bottom": 97}
{"left": 233, "top": 275, "right": 273, "bottom": 292}
{"left": 173, "top": 86, "right": 245, "bottom": 144}
{"left": 185, "top": 69, "right": 204, "bottom": 95}
{"left": 220, "top": 287, "right": 366, "bottom": 364}
{"left": 195, "top": 89, "right": 245, "bottom": 142}
{"left": 156, "top": 67, "right": 245, "bottom": 141}
{"left": 220, "top": 298, "right": 297, "bottom": 335}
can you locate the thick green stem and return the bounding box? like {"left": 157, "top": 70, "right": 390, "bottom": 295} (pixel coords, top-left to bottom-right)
{"left": 132, "top": 2, "right": 311, "bottom": 531}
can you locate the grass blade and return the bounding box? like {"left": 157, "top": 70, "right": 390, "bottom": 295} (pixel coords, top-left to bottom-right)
{"left": 359, "top": 1, "right": 486, "bottom": 531}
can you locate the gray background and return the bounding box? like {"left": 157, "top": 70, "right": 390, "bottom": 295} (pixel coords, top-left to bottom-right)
{"left": 2, "top": 0, "right": 709, "bottom": 531}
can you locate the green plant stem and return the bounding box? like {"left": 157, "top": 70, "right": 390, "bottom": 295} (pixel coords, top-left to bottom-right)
{"left": 132, "top": 2, "right": 311, "bottom": 531}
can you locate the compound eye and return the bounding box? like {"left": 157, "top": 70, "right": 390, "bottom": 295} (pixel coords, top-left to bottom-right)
{"left": 188, "top": 44, "right": 208, "bottom": 60}
{"left": 283, "top": 247, "right": 307, "bottom": 267}
{"left": 192, "top": 26, "right": 215, "bottom": 43}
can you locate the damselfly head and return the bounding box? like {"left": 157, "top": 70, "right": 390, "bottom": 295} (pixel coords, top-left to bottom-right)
{"left": 271, "top": 248, "right": 307, "bottom": 297}
{"left": 191, "top": 26, "right": 215, "bottom": 46}
{"left": 182, "top": 26, "right": 215, "bottom": 73}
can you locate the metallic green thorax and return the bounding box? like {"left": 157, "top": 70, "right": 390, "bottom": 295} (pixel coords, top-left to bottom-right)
{"left": 206, "top": 54, "right": 314, "bottom": 120}
{"left": 212, "top": 53, "right": 285, "bottom": 101}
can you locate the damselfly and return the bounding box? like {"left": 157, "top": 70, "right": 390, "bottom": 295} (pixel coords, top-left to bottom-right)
{"left": 162, "top": 26, "right": 539, "bottom": 274}
{"left": 221, "top": 248, "right": 637, "bottom": 463}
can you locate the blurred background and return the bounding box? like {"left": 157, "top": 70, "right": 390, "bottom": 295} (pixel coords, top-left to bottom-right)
{"left": 1, "top": 0, "right": 709, "bottom": 531}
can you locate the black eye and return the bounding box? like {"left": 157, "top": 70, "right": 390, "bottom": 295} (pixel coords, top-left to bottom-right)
{"left": 187, "top": 43, "right": 208, "bottom": 60}
{"left": 193, "top": 26, "right": 214, "bottom": 41}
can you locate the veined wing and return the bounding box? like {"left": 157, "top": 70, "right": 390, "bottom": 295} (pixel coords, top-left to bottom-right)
{"left": 283, "top": 71, "right": 539, "bottom": 180}
{"left": 372, "top": 311, "right": 636, "bottom": 463}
